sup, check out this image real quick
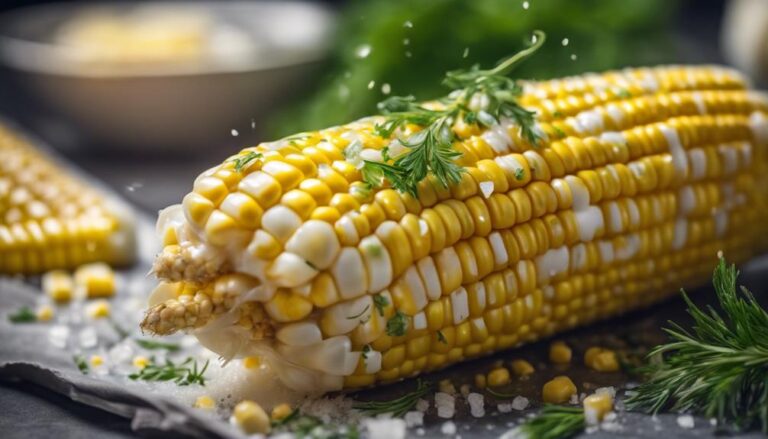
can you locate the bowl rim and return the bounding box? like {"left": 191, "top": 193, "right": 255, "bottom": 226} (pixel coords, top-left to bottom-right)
{"left": 0, "top": 0, "right": 336, "bottom": 79}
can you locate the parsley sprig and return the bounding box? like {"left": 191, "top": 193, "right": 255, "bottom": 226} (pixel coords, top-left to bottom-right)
{"left": 8, "top": 306, "right": 36, "bottom": 323}
{"left": 625, "top": 257, "right": 768, "bottom": 433}
{"left": 129, "top": 357, "right": 209, "bottom": 386}
{"left": 362, "top": 31, "right": 546, "bottom": 197}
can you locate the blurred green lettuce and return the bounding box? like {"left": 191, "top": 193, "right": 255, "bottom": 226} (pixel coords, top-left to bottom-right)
{"left": 268, "top": 0, "right": 680, "bottom": 137}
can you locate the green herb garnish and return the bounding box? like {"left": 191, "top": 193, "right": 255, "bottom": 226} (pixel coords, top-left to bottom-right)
{"left": 129, "top": 357, "right": 209, "bottom": 386}
{"left": 373, "top": 294, "right": 388, "bottom": 317}
{"left": 362, "top": 31, "right": 546, "bottom": 197}
{"left": 616, "top": 88, "right": 632, "bottom": 99}
{"left": 386, "top": 311, "right": 408, "bottom": 336}
{"left": 271, "top": 409, "right": 359, "bottom": 438}
{"left": 74, "top": 355, "right": 89, "bottom": 374}
{"left": 486, "top": 387, "right": 518, "bottom": 399}
{"left": 518, "top": 405, "right": 585, "bottom": 439}
{"left": 8, "top": 306, "right": 36, "bottom": 323}
{"left": 362, "top": 344, "right": 372, "bottom": 360}
{"left": 135, "top": 339, "right": 181, "bottom": 352}
{"left": 514, "top": 168, "right": 525, "bottom": 181}
{"left": 553, "top": 126, "right": 566, "bottom": 139}
{"left": 230, "top": 151, "right": 263, "bottom": 172}
{"left": 437, "top": 330, "right": 447, "bottom": 344}
{"left": 625, "top": 257, "right": 768, "bottom": 433}
{"left": 353, "top": 379, "right": 432, "bottom": 417}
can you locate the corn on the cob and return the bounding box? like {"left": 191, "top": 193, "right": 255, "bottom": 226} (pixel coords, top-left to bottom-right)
{"left": 142, "top": 65, "right": 768, "bottom": 392}
{"left": 0, "top": 124, "right": 136, "bottom": 273}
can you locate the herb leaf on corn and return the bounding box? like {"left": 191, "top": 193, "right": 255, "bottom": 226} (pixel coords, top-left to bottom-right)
{"left": 362, "top": 31, "right": 545, "bottom": 197}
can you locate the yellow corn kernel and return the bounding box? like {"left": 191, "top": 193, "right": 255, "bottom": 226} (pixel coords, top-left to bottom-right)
{"left": 36, "top": 305, "right": 54, "bottom": 322}
{"left": 42, "top": 270, "right": 73, "bottom": 302}
{"left": 487, "top": 367, "right": 511, "bottom": 387}
{"left": 90, "top": 355, "right": 104, "bottom": 367}
{"left": 585, "top": 347, "right": 620, "bottom": 372}
{"left": 86, "top": 300, "right": 111, "bottom": 319}
{"left": 542, "top": 375, "right": 577, "bottom": 403}
{"left": 583, "top": 392, "right": 614, "bottom": 425}
{"left": 133, "top": 356, "right": 149, "bottom": 369}
{"left": 510, "top": 359, "right": 535, "bottom": 377}
{"left": 474, "top": 373, "right": 487, "bottom": 389}
{"left": 264, "top": 289, "right": 313, "bottom": 322}
{"left": 232, "top": 400, "right": 271, "bottom": 434}
{"left": 243, "top": 356, "right": 262, "bottom": 369}
{"left": 194, "top": 395, "right": 216, "bottom": 410}
{"left": 193, "top": 176, "right": 229, "bottom": 205}
{"left": 74, "top": 263, "right": 115, "bottom": 298}
{"left": 549, "top": 341, "right": 572, "bottom": 364}
{"left": 271, "top": 403, "right": 293, "bottom": 421}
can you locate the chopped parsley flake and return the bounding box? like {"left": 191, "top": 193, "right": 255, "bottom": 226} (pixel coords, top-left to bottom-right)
{"left": 386, "top": 311, "right": 408, "bottom": 337}
{"left": 373, "top": 294, "right": 389, "bottom": 317}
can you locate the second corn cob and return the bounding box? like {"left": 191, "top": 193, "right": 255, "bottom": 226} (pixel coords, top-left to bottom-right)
{"left": 142, "top": 63, "right": 768, "bottom": 392}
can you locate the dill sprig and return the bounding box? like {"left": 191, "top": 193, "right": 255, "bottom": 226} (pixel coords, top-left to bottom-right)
{"left": 135, "top": 339, "right": 181, "bottom": 352}
{"left": 129, "top": 356, "right": 209, "bottom": 386}
{"left": 271, "top": 409, "right": 359, "bottom": 438}
{"left": 362, "top": 31, "right": 545, "bottom": 197}
{"left": 74, "top": 355, "right": 89, "bottom": 374}
{"left": 230, "top": 151, "right": 263, "bottom": 172}
{"left": 353, "top": 379, "right": 432, "bottom": 417}
{"left": 8, "top": 306, "right": 36, "bottom": 323}
{"left": 517, "top": 405, "right": 585, "bottom": 439}
{"left": 625, "top": 257, "right": 768, "bottom": 433}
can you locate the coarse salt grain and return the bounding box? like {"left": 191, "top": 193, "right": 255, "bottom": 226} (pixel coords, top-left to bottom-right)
{"left": 365, "top": 418, "right": 406, "bottom": 439}
{"left": 416, "top": 398, "right": 430, "bottom": 412}
{"left": 511, "top": 396, "right": 529, "bottom": 411}
{"left": 497, "top": 403, "right": 513, "bottom": 413}
{"left": 404, "top": 411, "right": 424, "bottom": 428}
{"left": 441, "top": 421, "right": 457, "bottom": 435}
{"left": 435, "top": 392, "right": 456, "bottom": 418}
{"left": 467, "top": 393, "right": 485, "bottom": 417}
{"left": 677, "top": 414, "right": 695, "bottom": 429}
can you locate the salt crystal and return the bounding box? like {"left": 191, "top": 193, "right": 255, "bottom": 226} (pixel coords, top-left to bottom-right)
{"left": 108, "top": 341, "right": 133, "bottom": 364}
{"left": 368, "top": 80, "right": 376, "bottom": 90}
{"left": 365, "top": 418, "right": 405, "bottom": 439}
{"left": 441, "top": 421, "right": 457, "bottom": 435}
{"left": 415, "top": 428, "right": 425, "bottom": 436}
{"left": 710, "top": 418, "right": 717, "bottom": 426}
{"left": 48, "top": 325, "right": 70, "bottom": 349}
{"left": 677, "top": 414, "right": 695, "bottom": 429}
{"left": 479, "top": 181, "right": 495, "bottom": 198}
{"left": 416, "top": 398, "right": 430, "bottom": 412}
{"left": 511, "top": 396, "right": 529, "bottom": 411}
{"left": 467, "top": 392, "right": 485, "bottom": 417}
{"left": 435, "top": 392, "right": 456, "bottom": 418}
{"left": 522, "top": 1, "right": 530, "bottom": 9}
{"left": 355, "top": 44, "right": 372, "bottom": 59}
{"left": 231, "top": 129, "right": 239, "bottom": 137}
{"left": 78, "top": 327, "right": 98, "bottom": 348}
{"left": 381, "top": 83, "right": 391, "bottom": 95}
{"left": 404, "top": 411, "right": 424, "bottom": 428}
{"left": 595, "top": 386, "right": 616, "bottom": 399}
{"left": 569, "top": 393, "right": 579, "bottom": 405}
{"left": 497, "top": 403, "right": 513, "bottom": 413}
{"left": 562, "top": 38, "right": 569, "bottom": 46}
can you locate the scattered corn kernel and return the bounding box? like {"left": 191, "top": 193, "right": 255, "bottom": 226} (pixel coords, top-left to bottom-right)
{"left": 487, "top": 367, "right": 511, "bottom": 387}
{"left": 474, "top": 373, "right": 487, "bottom": 389}
{"left": 549, "top": 341, "right": 572, "bottom": 364}
{"left": 542, "top": 375, "right": 577, "bottom": 404}
{"left": 439, "top": 379, "right": 457, "bottom": 394}
{"left": 233, "top": 400, "right": 271, "bottom": 434}
{"left": 42, "top": 270, "right": 74, "bottom": 302}
{"left": 583, "top": 392, "right": 614, "bottom": 424}
{"left": 132, "top": 356, "right": 149, "bottom": 369}
{"left": 86, "top": 300, "right": 111, "bottom": 319}
{"left": 74, "top": 263, "right": 116, "bottom": 298}
{"left": 243, "top": 356, "right": 262, "bottom": 369}
{"left": 510, "top": 359, "right": 535, "bottom": 377}
{"left": 584, "top": 347, "right": 620, "bottom": 372}
{"left": 89, "top": 355, "right": 104, "bottom": 367}
{"left": 271, "top": 403, "right": 293, "bottom": 421}
{"left": 194, "top": 395, "right": 216, "bottom": 410}
{"left": 35, "top": 305, "right": 54, "bottom": 322}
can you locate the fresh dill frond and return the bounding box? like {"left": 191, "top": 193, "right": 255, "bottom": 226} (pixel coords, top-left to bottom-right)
{"left": 230, "top": 151, "right": 263, "bottom": 172}
{"left": 8, "top": 306, "right": 36, "bottom": 323}
{"left": 363, "top": 31, "right": 546, "bottom": 197}
{"left": 625, "top": 257, "right": 768, "bottom": 433}
{"left": 135, "top": 339, "right": 181, "bottom": 352}
{"left": 518, "top": 405, "right": 585, "bottom": 439}
{"left": 373, "top": 294, "right": 388, "bottom": 317}
{"left": 386, "top": 311, "right": 408, "bottom": 336}
{"left": 353, "top": 379, "right": 432, "bottom": 417}
{"left": 129, "top": 357, "right": 209, "bottom": 386}
{"left": 74, "top": 355, "right": 89, "bottom": 374}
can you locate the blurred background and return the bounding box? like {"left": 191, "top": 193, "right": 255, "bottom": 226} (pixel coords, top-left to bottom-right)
{"left": 0, "top": 0, "right": 766, "bottom": 214}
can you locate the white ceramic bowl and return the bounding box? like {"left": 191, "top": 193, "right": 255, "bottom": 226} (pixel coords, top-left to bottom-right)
{"left": 0, "top": 1, "right": 335, "bottom": 152}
